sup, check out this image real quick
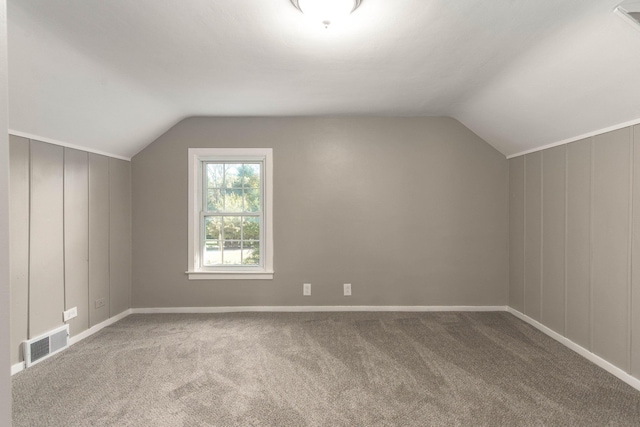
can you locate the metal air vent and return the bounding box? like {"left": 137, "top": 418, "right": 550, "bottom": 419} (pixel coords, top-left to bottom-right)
{"left": 23, "top": 324, "right": 69, "bottom": 368}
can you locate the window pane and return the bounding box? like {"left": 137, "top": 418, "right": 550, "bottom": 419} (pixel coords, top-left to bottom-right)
{"left": 244, "top": 189, "right": 260, "bottom": 212}
{"left": 224, "top": 189, "right": 243, "bottom": 212}
{"left": 206, "top": 163, "right": 223, "bottom": 188}
{"left": 242, "top": 164, "right": 261, "bottom": 189}
{"left": 223, "top": 240, "right": 242, "bottom": 265}
{"left": 242, "top": 241, "right": 260, "bottom": 265}
{"left": 206, "top": 189, "right": 223, "bottom": 212}
{"left": 204, "top": 216, "right": 222, "bottom": 240}
{"left": 223, "top": 216, "right": 242, "bottom": 240}
{"left": 224, "top": 164, "right": 242, "bottom": 189}
{"left": 203, "top": 240, "right": 221, "bottom": 266}
{"left": 242, "top": 217, "right": 260, "bottom": 240}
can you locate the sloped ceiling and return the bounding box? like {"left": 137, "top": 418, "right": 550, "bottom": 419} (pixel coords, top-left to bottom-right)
{"left": 7, "top": 0, "right": 640, "bottom": 159}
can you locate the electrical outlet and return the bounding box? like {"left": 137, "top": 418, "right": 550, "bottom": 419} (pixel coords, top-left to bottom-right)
{"left": 344, "top": 283, "right": 352, "bottom": 296}
{"left": 63, "top": 307, "right": 78, "bottom": 322}
{"left": 95, "top": 298, "right": 105, "bottom": 309}
{"left": 303, "top": 283, "right": 311, "bottom": 296}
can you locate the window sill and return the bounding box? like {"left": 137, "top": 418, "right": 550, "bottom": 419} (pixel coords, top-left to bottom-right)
{"left": 186, "top": 271, "right": 274, "bottom": 280}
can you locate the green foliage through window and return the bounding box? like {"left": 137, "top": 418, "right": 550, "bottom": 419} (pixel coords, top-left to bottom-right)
{"left": 203, "top": 162, "right": 262, "bottom": 266}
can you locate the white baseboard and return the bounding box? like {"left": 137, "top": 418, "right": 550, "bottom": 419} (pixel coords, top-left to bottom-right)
{"left": 131, "top": 305, "right": 509, "bottom": 314}
{"left": 11, "top": 362, "right": 25, "bottom": 375}
{"left": 11, "top": 309, "right": 133, "bottom": 376}
{"left": 506, "top": 307, "right": 640, "bottom": 392}
{"left": 68, "top": 309, "right": 132, "bottom": 346}
{"left": 13, "top": 304, "right": 639, "bottom": 393}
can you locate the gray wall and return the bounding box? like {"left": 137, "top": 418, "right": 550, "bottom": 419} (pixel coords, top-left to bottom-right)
{"left": 0, "top": 0, "right": 11, "bottom": 422}
{"left": 8, "top": 136, "right": 132, "bottom": 365}
{"left": 132, "top": 117, "right": 508, "bottom": 308}
{"left": 509, "top": 125, "right": 640, "bottom": 378}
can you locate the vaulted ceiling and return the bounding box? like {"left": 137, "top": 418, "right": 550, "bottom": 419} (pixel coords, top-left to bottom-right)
{"left": 8, "top": 0, "right": 640, "bottom": 159}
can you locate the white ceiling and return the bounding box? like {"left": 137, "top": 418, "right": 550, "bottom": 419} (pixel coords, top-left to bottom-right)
{"left": 7, "top": 0, "right": 640, "bottom": 159}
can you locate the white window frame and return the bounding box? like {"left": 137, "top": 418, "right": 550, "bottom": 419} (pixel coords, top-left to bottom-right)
{"left": 186, "top": 148, "right": 273, "bottom": 280}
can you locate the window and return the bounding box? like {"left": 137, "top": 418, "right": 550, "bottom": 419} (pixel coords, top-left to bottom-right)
{"left": 187, "top": 148, "right": 273, "bottom": 280}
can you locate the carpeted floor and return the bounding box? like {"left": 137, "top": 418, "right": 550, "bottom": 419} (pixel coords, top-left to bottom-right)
{"left": 11, "top": 312, "right": 640, "bottom": 426}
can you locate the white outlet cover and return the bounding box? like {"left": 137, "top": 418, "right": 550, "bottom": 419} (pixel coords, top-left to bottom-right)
{"left": 344, "top": 283, "right": 352, "bottom": 296}
{"left": 303, "top": 283, "right": 311, "bottom": 296}
{"left": 63, "top": 307, "right": 78, "bottom": 322}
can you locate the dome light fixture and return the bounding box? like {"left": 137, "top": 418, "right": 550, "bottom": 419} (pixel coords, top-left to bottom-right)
{"left": 290, "top": 0, "right": 363, "bottom": 28}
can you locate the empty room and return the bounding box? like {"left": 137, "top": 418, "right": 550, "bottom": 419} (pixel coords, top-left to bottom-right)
{"left": 3, "top": 0, "right": 640, "bottom": 425}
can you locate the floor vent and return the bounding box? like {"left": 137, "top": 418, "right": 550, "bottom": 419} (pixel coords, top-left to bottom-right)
{"left": 23, "top": 325, "right": 69, "bottom": 368}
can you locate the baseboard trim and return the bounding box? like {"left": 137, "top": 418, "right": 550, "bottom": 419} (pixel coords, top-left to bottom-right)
{"left": 11, "top": 362, "right": 25, "bottom": 375}
{"left": 506, "top": 307, "right": 640, "bottom": 392}
{"left": 11, "top": 309, "right": 133, "bottom": 376}
{"left": 131, "top": 305, "right": 509, "bottom": 314}
{"left": 18, "top": 305, "right": 638, "bottom": 392}
{"left": 68, "top": 309, "right": 132, "bottom": 346}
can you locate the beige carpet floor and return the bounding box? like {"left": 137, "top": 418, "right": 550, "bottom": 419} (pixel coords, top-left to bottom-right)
{"left": 12, "top": 312, "right": 640, "bottom": 426}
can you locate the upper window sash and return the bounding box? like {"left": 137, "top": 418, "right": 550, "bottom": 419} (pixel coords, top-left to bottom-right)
{"left": 199, "top": 160, "right": 264, "bottom": 216}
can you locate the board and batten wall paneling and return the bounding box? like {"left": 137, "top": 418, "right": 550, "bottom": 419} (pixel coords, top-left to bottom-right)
{"left": 88, "top": 154, "right": 110, "bottom": 326}
{"left": 510, "top": 124, "right": 640, "bottom": 380}
{"left": 524, "top": 151, "right": 542, "bottom": 321}
{"left": 591, "top": 128, "right": 631, "bottom": 371}
{"left": 9, "top": 135, "right": 29, "bottom": 365}
{"left": 632, "top": 124, "right": 640, "bottom": 377}
{"left": 509, "top": 156, "right": 525, "bottom": 312}
{"left": 565, "top": 139, "right": 591, "bottom": 350}
{"left": 541, "top": 146, "right": 566, "bottom": 335}
{"left": 29, "top": 140, "right": 65, "bottom": 338}
{"left": 109, "top": 158, "right": 131, "bottom": 316}
{"left": 64, "top": 148, "right": 89, "bottom": 337}
{"left": 9, "top": 138, "right": 132, "bottom": 365}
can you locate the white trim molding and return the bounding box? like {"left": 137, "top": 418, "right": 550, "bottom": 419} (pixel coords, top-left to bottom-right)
{"left": 68, "top": 309, "right": 132, "bottom": 346}
{"left": 506, "top": 117, "right": 640, "bottom": 160}
{"left": 615, "top": 6, "right": 640, "bottom": 35}
{"left": 8, "top": 130, "right": 131, "bottom": 161}
{"left": 11, "top": 362, "right": 25, "bottom": 376}
{"left": 12, "top": 304, "right": 640, "bottom": 394}
{"left": 187, "top": 148, "right": 274, "bottom": 280}
{"left": 185, "top": 271, "right": 275, "bottom": 280}
{"left": 132, "top": 305, "right": 509, "bottom": 314}
{"left": 507, "top": 307, "right": 640, "bottom": 392}
{"left": 11, "top": 309, "right": 132, "bottom": 376}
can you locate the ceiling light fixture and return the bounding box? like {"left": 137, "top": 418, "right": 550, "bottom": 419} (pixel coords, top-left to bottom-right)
{"left": 290, "top": 0, "right": 363, "bottom": 29}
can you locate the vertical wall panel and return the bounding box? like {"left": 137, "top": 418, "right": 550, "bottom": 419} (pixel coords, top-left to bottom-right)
{"left": 632, "top": 124, "right": 640, "bottom": 377}
{"left": 509, "top": 157, "right": 525, "bottom": 312}
{"left": 592, "top": 128, "right": 631, "bottom": 370}
{"left": 524, "top": 152, "right": 542, "bottom": 321}
{"left": 89, "top": 154, "right": 110, "bottom": 327}
{"left": 64, "top": 148, "right": 89, "bottom": 337}
{"left": 29, "top": 140, "right": 65, "bottom": 338}
{"left": 541, "top": 146, "right": 566, "bottom": 334}
{"left": 109, "top": 158, "right": 131, "bottom": 316}
{"left": 8, "top": 138, "right": 132, "bottom": 365}
{"left": 566, "top": 139, "right": 592, "bottom": 349}
{"left": 9, "top": 136, "right": 29, "bottom": 365}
